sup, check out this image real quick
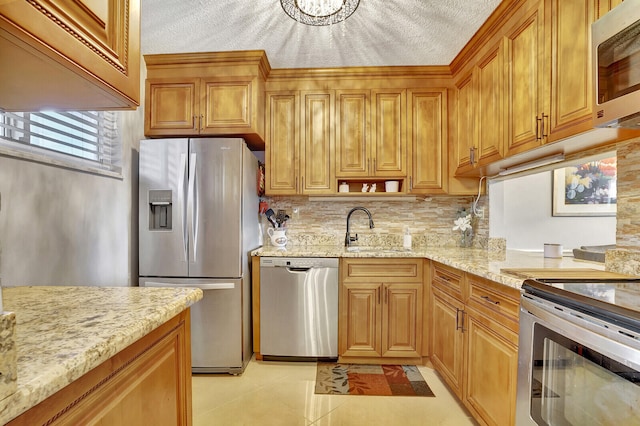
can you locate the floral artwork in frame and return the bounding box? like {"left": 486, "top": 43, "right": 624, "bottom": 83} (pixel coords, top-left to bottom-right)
{"left": 552, "top": 154, "right": 617, "bottom": 217}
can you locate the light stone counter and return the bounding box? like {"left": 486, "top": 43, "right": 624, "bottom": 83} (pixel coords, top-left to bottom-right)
{"left": 0, "top": 286, "right": 203, "bottom": 424}
{"left": 252, "top": 245, "right": 606, "bottom": 289}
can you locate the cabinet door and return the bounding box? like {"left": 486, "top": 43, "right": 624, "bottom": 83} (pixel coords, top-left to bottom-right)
{"left": 464, "top": 314, "right": 518, "bottom": 426}
{"left": 201, "top": 78, "right": 253, "bottom": 133}
{"left": 504, "top": 0, "right": 547, "bottom": 156}
{"left": 476, "top": 43, "right": 505, "bottom": 164}
{"left": 454, "top": 72, "right": 476, "bottom": 174}
{"left": 371, "top": 89, "right": 406, "bottom": 176}
{"left": 431, "top": 288, "right": 465, "bottom": 398}
{"left": 145, "top": 79, "right": 200, "bottom": 135}
{"left": 336, "top": 90, "right": 371, "bottom": 176}
{"left": 300, "top": 91, "right": 335, "bottom": 194}
{"left": 546, "top": 0, "right": 595, "bottom": 142}
{"left": 265, "top": 92, "right": 299, "bottom": 195}
{"left": 382, "top": 283, "right": 422, "bottom": 357}
{"left": 340, "top": 283, "right": 382, "bottom": 357}
{"left": 0, "top": 0, "right": 140, "bottom": 110}
{"left": 408, "top": 89, "right": 446, "bottom": 193}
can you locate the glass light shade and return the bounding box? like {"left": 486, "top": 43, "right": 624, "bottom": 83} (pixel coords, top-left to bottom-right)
{"left": 280, "top": 0, "right": 360, "bottom": 26}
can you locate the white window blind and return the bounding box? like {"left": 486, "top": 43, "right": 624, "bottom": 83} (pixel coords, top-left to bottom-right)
{"left": 0, "top": 110, "right": 121, "bottom": 175}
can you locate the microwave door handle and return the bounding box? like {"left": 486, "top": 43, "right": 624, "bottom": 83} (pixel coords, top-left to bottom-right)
{"left": 178, "top": 153, "right": 188, "bottom": 262}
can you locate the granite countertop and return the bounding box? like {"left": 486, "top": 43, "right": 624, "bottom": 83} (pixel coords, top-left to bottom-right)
{"left": 0, "top": 286, "right": 203, "bottom": 424}
{"left": 252, "top": 245, "right": 607, "bottom": 289}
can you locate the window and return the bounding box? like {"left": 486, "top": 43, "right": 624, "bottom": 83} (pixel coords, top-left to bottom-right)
{"left": 0, "top": 110, "right": 121, "bottom": 175}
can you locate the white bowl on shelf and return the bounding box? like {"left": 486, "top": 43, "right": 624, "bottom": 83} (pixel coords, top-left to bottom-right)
{"left": 385, "top": 180, "right": 399, "bottom": 192}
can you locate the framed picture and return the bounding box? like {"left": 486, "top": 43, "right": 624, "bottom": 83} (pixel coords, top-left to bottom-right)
{"left": 552, "top": 153, "right": 617, "bottom": 217}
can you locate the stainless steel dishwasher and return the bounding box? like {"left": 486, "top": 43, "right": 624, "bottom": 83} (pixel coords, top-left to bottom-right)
{"left": 259, "top": 257, "right": 339, "bottom": 360}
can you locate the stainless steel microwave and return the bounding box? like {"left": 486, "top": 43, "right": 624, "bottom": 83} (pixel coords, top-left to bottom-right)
{"left": 592, "top": 0, "right": 640, "bottom": 128}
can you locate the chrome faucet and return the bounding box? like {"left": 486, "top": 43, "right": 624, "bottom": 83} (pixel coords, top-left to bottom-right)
{"left": 345, "top": 207, "right": 375, "bottom": 247}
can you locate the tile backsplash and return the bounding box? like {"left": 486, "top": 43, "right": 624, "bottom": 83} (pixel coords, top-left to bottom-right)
{"left": 260, "top": 195, "right": 489, "bottom": 248}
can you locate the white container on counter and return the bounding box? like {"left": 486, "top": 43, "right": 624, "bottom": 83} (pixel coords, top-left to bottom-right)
{"left": 544, "top": 243, "right": 563, "bottom": 258}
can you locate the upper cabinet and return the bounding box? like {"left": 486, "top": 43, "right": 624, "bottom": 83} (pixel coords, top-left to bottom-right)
{"left": 0, "top": 0, "right": 140, "bottom": 110}
{"left": 454, "top": 41, "right": 505, "bottom": 174}
{"left": 451, "top": 0, "right": 633, "bottom": 176}
{"left": 335, "top": 89, "right": 406, "bottom": 178}
{"left": 371, "top": 89, "right": 407, "bottom": 177}
{"left": 335, "top": 90, "right": 371, "bottom": 177}
{"left": 144, "top": 51, "right": 270, "bottom": 150}
{"left": 408, "top": 88, "right": 447, "bottom": 194}
{"left": 264, "top": 89, "right": 335, "bottom": 195}
{"left": 503, "top": 0, "right": 547, "bottom": 157}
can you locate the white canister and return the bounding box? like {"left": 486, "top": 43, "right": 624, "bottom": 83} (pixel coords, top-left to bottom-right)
{"left": 544, "top": 243, "right": 563, "bottom": 258}
{"left": 385, "top": 180, "right": 399, "bottom": 192}
{"left": 339, "top": 182, "right": 349, "bottom": 193}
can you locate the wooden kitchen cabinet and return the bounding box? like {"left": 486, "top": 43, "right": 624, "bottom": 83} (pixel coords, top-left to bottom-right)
{"left": 335, "top": 89, "right": 406, "bottom": 179}
{"left": 265, "top": 91, "right": 299, "bottom": 195}
{"left": 407, "top": 88, "right": 447, "bottom": 194}
{"left": 264, "top": 90, "right": 334, "bottom": 195}
{"left": 429, "top": 262, "right": 520, "bottom": 426}
{"left": 335, "top": 90, "right": 371, "bottom": 177}
{"left": 503, "top": 0, "right": 598, "bottom": 155}
{"left": 8, "top": 311, "right": 192, "bottom": 425}
{"left": 371, "top": 89, "right": 407, "bottom": 177}
{"left": 0, "top": 0, "right": 140, "bottom": 110}
{"left": 144, "top": 51, "right": 270, "bottom": 150}
{"left": 503, "top": 0, "right": 547, "bottom": 157}
{"left": 430, "top": 264, "right": 466, "bottom": 398}
{"left": 340, "top": 259, "right": 423, "bottom": 363}
{"left": 300, "top": 90, "right": 335, "bottom": 194}
{"left": 545, "top": 0, "right": 596, "bottom": 143}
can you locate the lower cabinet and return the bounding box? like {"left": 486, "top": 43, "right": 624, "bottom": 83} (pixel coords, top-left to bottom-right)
{"left": 8, "top": 311, "right": 192, "bottom": 426}
{"left": 430, "top": 262, "right": 519, "bottom": 426}
{"left": 339, "top": 258, "right": 423, "bottom": 363}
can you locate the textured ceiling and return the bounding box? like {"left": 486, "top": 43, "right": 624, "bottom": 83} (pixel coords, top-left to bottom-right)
{"left": 140, "top": 0, "right": 502, "bottom": 69}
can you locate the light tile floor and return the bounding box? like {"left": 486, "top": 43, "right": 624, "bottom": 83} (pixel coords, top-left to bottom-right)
{"left": 192, "top": 358, "right": 476, "bottom": 425}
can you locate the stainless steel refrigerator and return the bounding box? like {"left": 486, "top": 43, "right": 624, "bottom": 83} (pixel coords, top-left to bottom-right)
{"left": 138, "top": 137, "right": 259, "bottom": 374}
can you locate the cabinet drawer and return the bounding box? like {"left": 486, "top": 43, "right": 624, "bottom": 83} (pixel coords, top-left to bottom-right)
{"left": 431, "top": 262, "right": 464, "bottom": 300}
{"left": 466, "top": 275, "right": 520, "bottom": 334}
{"left": 342, "top": 258, "right": 422, "bottom": 282}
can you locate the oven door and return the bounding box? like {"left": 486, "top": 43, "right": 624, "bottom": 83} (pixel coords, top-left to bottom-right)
{"left": 516, "top": 294, "right": 640, "bottom": 425}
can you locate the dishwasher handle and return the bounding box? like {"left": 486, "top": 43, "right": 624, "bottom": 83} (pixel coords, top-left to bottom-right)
{"left": 285, "top": 266, "right": 312, "bottom": 273}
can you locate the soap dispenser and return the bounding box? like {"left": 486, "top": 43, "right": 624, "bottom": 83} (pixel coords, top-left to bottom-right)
{"left": 403, "top": 227, "right": 412, "bottom": 250}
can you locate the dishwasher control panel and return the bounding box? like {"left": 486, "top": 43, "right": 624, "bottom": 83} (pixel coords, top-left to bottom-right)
{"left": 260, "top": 257, "right": 339, "bottom": 269}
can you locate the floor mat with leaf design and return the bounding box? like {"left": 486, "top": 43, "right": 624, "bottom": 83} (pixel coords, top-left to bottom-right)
{"left": 314, "top": 363, "right": 435, "bottom": 396}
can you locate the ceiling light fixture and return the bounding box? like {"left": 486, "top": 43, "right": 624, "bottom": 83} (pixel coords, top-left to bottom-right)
{"left": 280, "top": 0, "right": 360, "bottom": 26}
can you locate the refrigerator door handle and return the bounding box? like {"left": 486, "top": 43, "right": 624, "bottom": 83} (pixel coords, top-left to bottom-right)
{"left": 188, "top": 152, "right": 198, "bottom": 263}
{"left": 178, "top": 153, "right": 188, "bottom": 262}
{"left": 143, "top": 281, "right": 236, "bottom": 290}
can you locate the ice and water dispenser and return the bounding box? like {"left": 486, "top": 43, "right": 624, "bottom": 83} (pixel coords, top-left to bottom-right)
{"left": 147, "top": 189, "right": 172, "bottom": 230}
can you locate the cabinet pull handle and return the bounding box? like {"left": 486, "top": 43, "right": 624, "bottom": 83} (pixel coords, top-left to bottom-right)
{"left": 192, "top": 115, "right": 196, "bottom": 129}
{"left": 455, "top": 308, "right": 465, "bottom": 331}
{"left": 437, "top": 274, "right": 451, "bottom": 282}
{"left": 541, "top": 113, "right": 548, "bottom": 138}
{"left": 200, "top": 114, "right": 204, "bottom": 131}
{"left": 536, "top": 114, "right": 541, "bottom": 140}
{"left": 481, "top": 295, "right": 500, "bottom": 305}
{"left": 384, "top": 285, "right": 388, "bottom": 304}
{"left": 377, "top": 287, "right": 380, "bottom": 304}
{"left": 469, "top": 147, "right": 476, "bottom": 165}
